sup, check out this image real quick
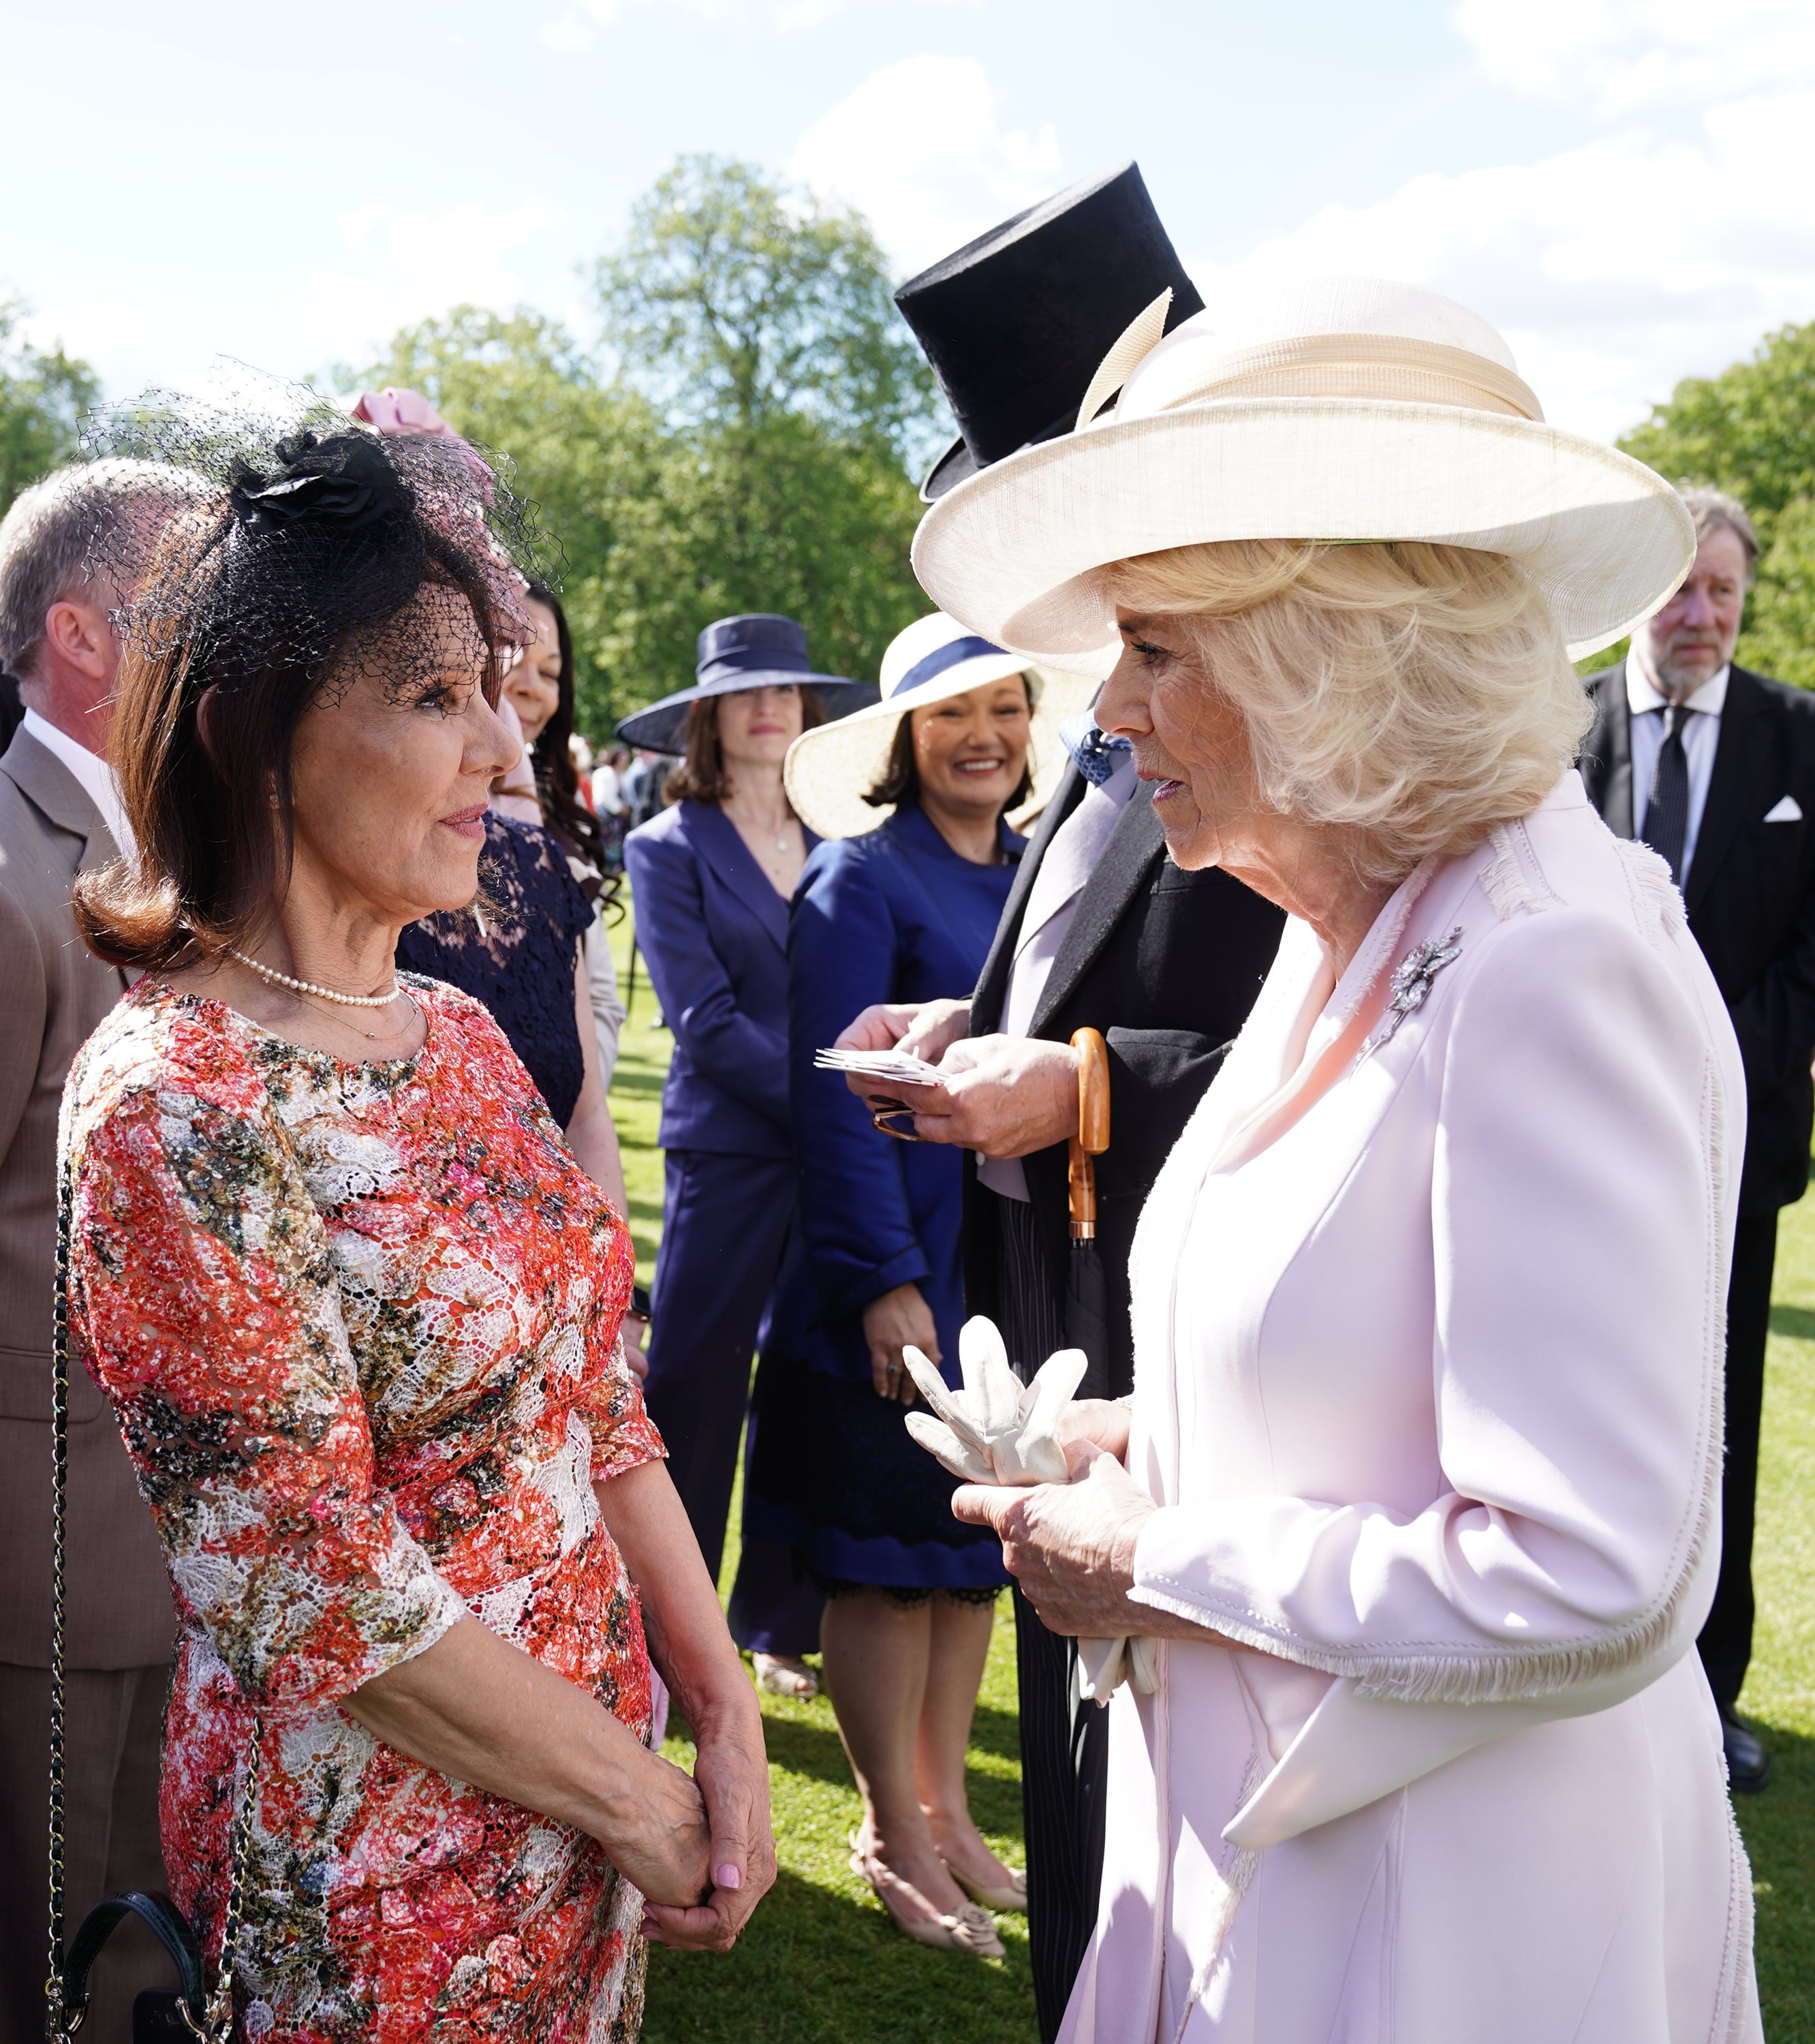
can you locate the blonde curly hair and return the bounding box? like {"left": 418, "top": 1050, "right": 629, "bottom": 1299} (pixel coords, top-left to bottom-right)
{"left": 1100, "top": 538, "right": 1592, "bottom": 884}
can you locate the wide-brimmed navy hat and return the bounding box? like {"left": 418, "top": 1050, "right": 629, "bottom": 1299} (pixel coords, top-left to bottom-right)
{"left": 615, "top": 613, "right": 877, "bottom": 754}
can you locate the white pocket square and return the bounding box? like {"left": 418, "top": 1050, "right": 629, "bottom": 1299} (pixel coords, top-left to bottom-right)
{"left": 1765, "top": 795, "right": 1803, "bottom": 823}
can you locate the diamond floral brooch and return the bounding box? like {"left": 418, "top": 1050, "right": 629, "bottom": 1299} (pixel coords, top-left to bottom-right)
{"left": 1367, "top": 925, "right": 1465, "bottom": 1049}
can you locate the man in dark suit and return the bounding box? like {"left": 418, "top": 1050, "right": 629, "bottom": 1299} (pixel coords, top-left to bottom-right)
{"left": 1580, "top": 486, "right": 1815, "bottom": 1797}
{"left": 834, "top": 164, "right": 1286, "bottom": 2038}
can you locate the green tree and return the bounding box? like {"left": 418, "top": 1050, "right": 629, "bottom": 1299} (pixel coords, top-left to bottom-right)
{"left": 595, "top": 155, "right": 944, "bottom": 472}
{"left": 1613, "top": 320, "right": 1815, "bottom": 686}
{"left": 591, "top": 157, "right": 939, "bottom": 716}
{"left": 351, "top": 161, "right": 942, "bottom": 738}
{"left": 345, "top": 307, "right": 670, "bottom": 729}
{"left": 0, "top": 299, "right": 102, "bottom": 519}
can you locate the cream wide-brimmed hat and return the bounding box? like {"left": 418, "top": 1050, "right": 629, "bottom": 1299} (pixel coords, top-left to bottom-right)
{"left": 784, "top": 610, "right": 1098, "bottom": 841}
{"left": 911, "top": 276, "right": 1695, "bottom": 674}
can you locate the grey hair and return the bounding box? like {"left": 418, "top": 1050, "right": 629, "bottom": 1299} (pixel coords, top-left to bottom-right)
{"left": 0, "top": 459, "right": 213, "bottom": 677}
{"left": 1679, "top": 487, "right": 1758, "bottom": 581}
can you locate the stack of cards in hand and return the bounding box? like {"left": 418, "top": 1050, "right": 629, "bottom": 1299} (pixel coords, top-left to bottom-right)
{"left": 813, "top": 1047, "right": 947, "bottom": 1088}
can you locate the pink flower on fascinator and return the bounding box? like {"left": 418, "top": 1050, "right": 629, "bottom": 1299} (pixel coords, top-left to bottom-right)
{"left": 344, "top": 387, "right": 456, "bottom": 437}
{"left": 345, "top": 386, "right": 497, "bottom": 501}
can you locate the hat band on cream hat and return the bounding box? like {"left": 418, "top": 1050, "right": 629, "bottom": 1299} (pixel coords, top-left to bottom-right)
{"left": 784, "top": 609, "right": 1098, "bottom": 841}
{"left": 911, "top": 275, "right": 1694, "bottom": 676}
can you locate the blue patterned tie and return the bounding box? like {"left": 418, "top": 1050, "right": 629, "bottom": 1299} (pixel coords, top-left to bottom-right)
{"left": 1058, "top": 713, "right": 1132, "bottom": 788}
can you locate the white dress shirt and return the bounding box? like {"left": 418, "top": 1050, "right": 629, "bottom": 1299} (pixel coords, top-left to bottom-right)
{"left": 21, "top": 707, "right": 134, "bottom": 858}
{"left": 978, "top": 754, "right": 1138, "bottom": 1201}
{"left": 1626, "top": 643, "right": 1727, "bottom": 884}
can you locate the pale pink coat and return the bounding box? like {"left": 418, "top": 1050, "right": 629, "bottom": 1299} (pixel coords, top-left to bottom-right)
{"left": 1065, "top": 774, "right": 1763, "bottom": 2044}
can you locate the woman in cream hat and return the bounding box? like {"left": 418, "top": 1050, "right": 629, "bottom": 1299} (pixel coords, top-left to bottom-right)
{"left": 908, "top": 277, "right": 1761, "bottom": 2041}
{"left": 781, "top": 610, "right": 1096, "bottom": 841}
{"left": 737, "top": 613, "right": 1077, "bottom": 1956}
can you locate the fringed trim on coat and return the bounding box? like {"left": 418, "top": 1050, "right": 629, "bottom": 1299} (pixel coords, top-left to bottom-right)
{"left": 1134, "top": 1047, "right": 1729, "bottom": 1709}
{"left": 1479, "top": 820, "right": 1564, "bottom": 922}
{"left": 1716, "top": 1797, "right": 1759, "bottom": 2044}
{"left": 1612, "top": 835, "right": 1688, "bottom": 948}
{"left": 1167, "top": 1751, "right": 1262, "bottom": 2044}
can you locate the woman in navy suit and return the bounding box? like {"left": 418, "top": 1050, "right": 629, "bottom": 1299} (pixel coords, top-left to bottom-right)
{"left": 739, "top": 614, "right": 1061, "bottom": 1956}
{"left": 622, "top": 616, "right": 871, "bottom": 1694}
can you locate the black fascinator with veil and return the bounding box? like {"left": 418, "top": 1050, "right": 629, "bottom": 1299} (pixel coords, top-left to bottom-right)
{"left": 80, "top": 370, "right": 549, "bottom": 702}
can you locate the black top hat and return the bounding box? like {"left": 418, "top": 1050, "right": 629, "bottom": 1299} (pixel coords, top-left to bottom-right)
{"left": 615, "top": 613, "right": 875, "bottom": 754}
{"left": 895, "top": 161, "right": 1204, "bottom": 502}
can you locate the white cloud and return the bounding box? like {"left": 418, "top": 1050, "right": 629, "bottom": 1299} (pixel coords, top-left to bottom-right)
{"left": 1453, "top": 0, "right": 1815, "bottom": 116}
{"left": 1189, "top": 10, "right": 1815, "bottom": 442}
{"left": 542, "top": 0, "right": 974, "bottom": 49}
{"left": 289, "top": 202, "right": 557, "bottom": 367}
{"left": 789, "top": 55, "right": 1061, "bottom": 277}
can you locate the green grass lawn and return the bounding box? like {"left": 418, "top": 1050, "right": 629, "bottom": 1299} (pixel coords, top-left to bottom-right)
{"left": 604, "top": 900, "right": 1815, "bottom": 2043}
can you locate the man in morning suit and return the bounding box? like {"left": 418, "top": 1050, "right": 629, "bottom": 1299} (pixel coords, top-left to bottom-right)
{"left": 0, "top": 462, "right": 198, "bottom": 2044}
{"left": 837, "top": 167, "right": 1286, "bottom": 2040}
{"left": 1580, "top": 486, "right": 1815, "bottom": 1798}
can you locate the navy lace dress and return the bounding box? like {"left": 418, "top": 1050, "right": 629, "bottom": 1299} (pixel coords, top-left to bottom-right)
{"left": 739, "top": 803, "right": 1021, "bottom": 1595}
{"left": 397, "top": 812, "right": 595, "bottom": 1125}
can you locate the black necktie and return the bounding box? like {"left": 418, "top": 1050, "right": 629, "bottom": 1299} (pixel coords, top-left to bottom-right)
{"left": 1641, "top": 705, "right": 1691, "bottom": 885}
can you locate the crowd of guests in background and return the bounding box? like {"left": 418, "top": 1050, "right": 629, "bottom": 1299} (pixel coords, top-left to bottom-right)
{"left": 0, "top": 160, "right": 1807, "bottom": 2044}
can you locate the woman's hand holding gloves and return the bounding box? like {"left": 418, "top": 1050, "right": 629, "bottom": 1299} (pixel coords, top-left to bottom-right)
{"left": 901, "top": 1316, "right": 1086, "bottom": 1484}
{"left": 902, "top": 1318, "right": 1164, "bottom": 1701}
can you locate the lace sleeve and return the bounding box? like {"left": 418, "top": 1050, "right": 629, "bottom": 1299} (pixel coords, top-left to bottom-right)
{"left": 65, "top": 1078, "right": 467, "bottom": 1711}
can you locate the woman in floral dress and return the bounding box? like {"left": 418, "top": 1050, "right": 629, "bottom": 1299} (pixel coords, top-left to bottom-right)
{"left": 59, "top": 402, "right": 772, "bottom": 2041}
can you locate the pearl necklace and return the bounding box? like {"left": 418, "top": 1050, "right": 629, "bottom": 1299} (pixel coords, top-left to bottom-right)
{"left": 228, "top": 949, "right": 401, "bottom": 1008}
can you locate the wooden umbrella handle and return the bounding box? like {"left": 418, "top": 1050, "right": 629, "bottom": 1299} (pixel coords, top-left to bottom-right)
{"left": 1068, "top": 1027, "right": 1111, "bottom": 1240}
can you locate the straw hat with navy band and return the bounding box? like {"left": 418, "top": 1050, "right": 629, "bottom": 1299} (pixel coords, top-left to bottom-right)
{"left": 615, "top": 612, "right": 876, "bottom": 756}
{"left": 783, "top": 610, "right": 1098, "bottom": 841}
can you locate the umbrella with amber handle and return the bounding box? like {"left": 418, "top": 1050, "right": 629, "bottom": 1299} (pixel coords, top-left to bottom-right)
{"left": 1066, "top": 1027, "right": 1112, "bottom": 1397}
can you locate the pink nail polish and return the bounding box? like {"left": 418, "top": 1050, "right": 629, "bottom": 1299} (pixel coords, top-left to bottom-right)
{"left": 715, "top": 1863, "right": 743, "bottom": 1890}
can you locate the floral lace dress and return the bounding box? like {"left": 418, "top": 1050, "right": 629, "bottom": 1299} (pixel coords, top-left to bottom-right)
{"left": 61, "top": 976, "right": 661, "bottom": 2043}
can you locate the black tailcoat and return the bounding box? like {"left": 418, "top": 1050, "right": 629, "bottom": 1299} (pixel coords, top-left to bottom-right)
{"left": 1580, "top": 661, "right": 1815, "bottom": 1215}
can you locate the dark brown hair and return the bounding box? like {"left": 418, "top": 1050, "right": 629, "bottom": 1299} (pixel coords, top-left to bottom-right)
{"left": 523, "top": 583, "right": 621, "bottom": 914}
{"left": 664, "top": 684, "right": 827, "bottom": 805}
{"left": 74, "top": 516, "right": 507, "bottom": 974}
{"left": 862, "top": 677, "right": 1036, "bottom": 814}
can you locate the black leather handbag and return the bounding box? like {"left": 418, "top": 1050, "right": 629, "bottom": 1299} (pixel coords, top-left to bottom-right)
{"left": 45, "top": 1169, "right": 258, "bottom": 2044}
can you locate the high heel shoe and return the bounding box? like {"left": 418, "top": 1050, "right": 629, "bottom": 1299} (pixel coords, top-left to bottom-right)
{"left": 752, "top": 1653, "right": 818, "bottom": 1699}
{"left": 946, "top": 1861, "right": 1027, "bottom": 1914}
{"left": 848, "top": 1837, "right": 1005, "bottom": 1957}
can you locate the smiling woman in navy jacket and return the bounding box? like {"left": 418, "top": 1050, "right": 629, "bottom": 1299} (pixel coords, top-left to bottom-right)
{"left": 622, "top": 616, "right": 872, "bottom": 1694}
{"left": 737, "top": 614, "right": 1089, "bottom": 1957}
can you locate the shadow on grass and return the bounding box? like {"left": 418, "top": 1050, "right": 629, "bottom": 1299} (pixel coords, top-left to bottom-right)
{"left": 645, "top": 1865, "right": 1036, "bottom": 2044}
{"left": 1733, "top": 1719, "right": 1815, "bottom": 2042}
{"left": 1768, "top": 1302, "right": 1815, "bottom": 1343}
{"left": 608, "top": 1060, "right": 669, "bottom": 1100}
{"left": 758, "top": 1712, "right": 1025, "bottom": 1848}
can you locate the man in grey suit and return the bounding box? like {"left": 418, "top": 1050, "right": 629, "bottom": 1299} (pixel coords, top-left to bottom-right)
{"left": 0, "top": 462, "right": 202, "bottom": 2044}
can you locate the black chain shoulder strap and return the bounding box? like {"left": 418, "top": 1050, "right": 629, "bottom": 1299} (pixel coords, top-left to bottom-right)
{"left": 47, "top": 1126, "right": 261, "bottom": 2044}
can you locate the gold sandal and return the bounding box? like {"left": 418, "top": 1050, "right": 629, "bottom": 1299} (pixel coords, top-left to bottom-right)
{"left": 848, "top": 1837, "right": 1004, "bottom": 1957}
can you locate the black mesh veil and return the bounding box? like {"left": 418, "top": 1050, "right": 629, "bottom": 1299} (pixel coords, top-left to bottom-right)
{"left": 80, "top": 372, "right": 549, "bottom": 704}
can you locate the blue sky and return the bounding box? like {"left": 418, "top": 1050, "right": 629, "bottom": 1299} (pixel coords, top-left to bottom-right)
{"left": 3, "top": 0, "right": 1811, "bottom": 443}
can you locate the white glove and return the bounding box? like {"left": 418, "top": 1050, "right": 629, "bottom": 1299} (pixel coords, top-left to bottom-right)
{"left": 901, "top": 1316, "right": 1155, "bottom": 1707}
{"left": 901, "top": 1316, "right": 1085, "bottom": 1485}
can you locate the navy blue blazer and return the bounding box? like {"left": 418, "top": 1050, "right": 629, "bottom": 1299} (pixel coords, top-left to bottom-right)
{"left": 625, "top": 801, "right": 820, "bottom": 1156}
{"left": 772, "top": 803, "right": 1023, "bottom": 1382}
